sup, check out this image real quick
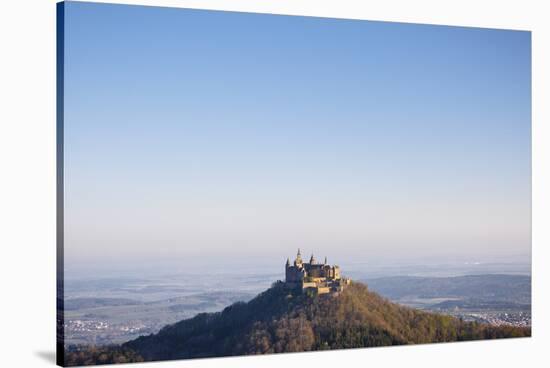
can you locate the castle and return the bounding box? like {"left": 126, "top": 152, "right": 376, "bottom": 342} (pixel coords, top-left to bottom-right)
{"left": 285, "top": 249, "right": 351, "bottom": 295}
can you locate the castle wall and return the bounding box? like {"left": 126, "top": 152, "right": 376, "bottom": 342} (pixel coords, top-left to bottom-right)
{"left": 302, "top": 282, "right": 317, "bottom": 289}
{"left": 285, "top": 266, "right": 305, "bottom": 283}
{"left": 316, "top": 287, "right": 330, "bottom": 294}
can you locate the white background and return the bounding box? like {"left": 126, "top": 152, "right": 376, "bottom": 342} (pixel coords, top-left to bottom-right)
{"left": 0, "top": 0, "right": 548, "bottom": 367}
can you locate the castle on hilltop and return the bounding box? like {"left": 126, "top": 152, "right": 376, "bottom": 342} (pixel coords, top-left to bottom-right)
{"left": 284, "top": 249, "right": 351, "bottom": 295}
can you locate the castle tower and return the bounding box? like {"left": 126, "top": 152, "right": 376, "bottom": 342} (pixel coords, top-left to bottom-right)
{"left": 324, "top": 256, "right": 327, "bottom": 265}
{"left": 310, "top": 254, "right": 316, "bottom": 264}
{"left": 294, "top": 248, "right": 303, "bottom": 266}
{"left": 285, "top": 258, "right": 290, "bottom": 268}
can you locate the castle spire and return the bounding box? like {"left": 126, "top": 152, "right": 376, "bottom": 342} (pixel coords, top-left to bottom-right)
{"left": 295, "top": 248, "right": 303, "bottom": 265}
{"left": 324, "top": 256, "right": 327, "bottom": 265}
{"left": 310, "top": 254, "right": 316, "bottom": 264}
{"left": 286, "top": 258, "right": 290, "bottom": 267}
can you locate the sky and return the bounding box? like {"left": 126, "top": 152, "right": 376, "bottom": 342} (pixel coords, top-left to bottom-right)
{"left": 62, "top": 1, "right": 531, "bottom": 269}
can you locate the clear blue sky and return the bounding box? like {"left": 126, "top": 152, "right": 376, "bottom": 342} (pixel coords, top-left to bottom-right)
{"left": 63, "top": 1, "right": 531, "bottom": 266}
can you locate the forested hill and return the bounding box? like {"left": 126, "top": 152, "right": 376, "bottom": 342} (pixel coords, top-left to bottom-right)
{"left": 64, "top": 281, "right": 530, "bottom": 365}
{"left": 127, "top": 281, "right": 528, "bottom": 360}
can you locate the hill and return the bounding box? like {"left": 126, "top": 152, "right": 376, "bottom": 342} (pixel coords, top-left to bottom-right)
{"left": 364, "top": 274, "right": 531, "bottom": 303}
{"left": 64, "top": 281, "right": 530, "bottom": 365}
{"left": 363, "top": 274, "right": 531, "bottom": 326}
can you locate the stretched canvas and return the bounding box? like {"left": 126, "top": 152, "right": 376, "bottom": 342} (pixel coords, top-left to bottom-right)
{"left": 57, "top": 1, "right": 532, "bottom": 366}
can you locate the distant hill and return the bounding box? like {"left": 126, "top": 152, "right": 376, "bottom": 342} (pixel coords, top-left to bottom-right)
{"left": 364, "top": 274, "right": 531, "bottom": 304}
{"left": 62, "top": 281, "right": 530, "bottom": 365}
{"left": 64, "top": 298, "right": 141, "bottom": 311}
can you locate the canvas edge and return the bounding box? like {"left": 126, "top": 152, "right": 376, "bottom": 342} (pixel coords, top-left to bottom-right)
{"left": 56, "top": 1, "right": 66, "bottom": 367}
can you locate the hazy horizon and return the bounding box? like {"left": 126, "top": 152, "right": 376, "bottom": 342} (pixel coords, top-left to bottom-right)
{"left": 63, "top": 3, "right": 531, "bottom": 266}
